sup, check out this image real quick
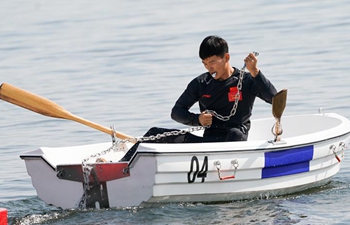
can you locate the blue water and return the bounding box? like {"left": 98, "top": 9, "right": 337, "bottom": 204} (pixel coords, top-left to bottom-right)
{"left": 1, "top": 0, "right": 350, "bottom": 224}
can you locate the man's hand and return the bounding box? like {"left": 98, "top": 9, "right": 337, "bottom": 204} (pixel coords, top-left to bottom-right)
{"left": 244, "top": 53, "right": 260, "bottom": 77}
{"left": 199, "top": 111, "right": 213, "bottom": 127}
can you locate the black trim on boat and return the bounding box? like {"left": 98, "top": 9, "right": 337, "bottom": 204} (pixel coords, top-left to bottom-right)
{"left": 119, "top": 142, "right": 140, "bottom": 162}
{"left": 19, "top": 155, "right": 56, "bottom": 171}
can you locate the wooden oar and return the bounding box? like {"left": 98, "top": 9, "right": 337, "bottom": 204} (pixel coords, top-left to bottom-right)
{"left": 272, "top": 89, "right": 287, "bottom": 141}
{"left": 0, "top": 82, "right": 134, "bottom": 140}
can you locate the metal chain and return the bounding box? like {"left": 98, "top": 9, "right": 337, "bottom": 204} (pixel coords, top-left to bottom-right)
{"left": 79, "top": 144, "right": 118, "bottom": 208}
{"left": 207, "top": 52, "right": 259, "bottom": 121}
{"left": 78, "top": 126, "right": 205, "bottom": 208}
{"left": 206, "top": 68, "right": 244, "bottom": 121}
{"left": 133, "top": 126, "right": 205, "bottom": 142}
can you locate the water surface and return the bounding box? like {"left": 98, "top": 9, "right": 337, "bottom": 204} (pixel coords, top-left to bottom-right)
{"left": 1, "top": 0, "right": 350, "bottom": 224}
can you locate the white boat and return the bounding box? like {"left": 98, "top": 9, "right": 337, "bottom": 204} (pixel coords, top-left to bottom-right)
{"left": 20, "top": 112, "right": 350, "bottom": 209}
{"left": 1, "top": 83, "right": 349, "bottom": 209}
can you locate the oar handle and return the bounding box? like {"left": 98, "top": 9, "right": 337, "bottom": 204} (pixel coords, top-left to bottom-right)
{"left": 0, "top": 83, "right": 133, "bottom": 140}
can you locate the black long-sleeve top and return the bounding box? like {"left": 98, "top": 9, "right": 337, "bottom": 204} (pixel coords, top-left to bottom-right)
{"left": 171, "top": 67, "right": 277, "bottom": 132}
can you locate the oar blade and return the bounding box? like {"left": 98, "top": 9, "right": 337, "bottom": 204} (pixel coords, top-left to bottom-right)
{"left": 272, "top": 89, "right": 287, "bottom": 119}
{"left": 0, "top": 83, "right": 70, "bottom": 119}
{"left": 0, "top": 83, "right": 134, "bottom": 140}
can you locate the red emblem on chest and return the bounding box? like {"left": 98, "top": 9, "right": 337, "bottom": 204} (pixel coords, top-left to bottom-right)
{"left": 228, "top": 87, "right": 242, "bottom": 102}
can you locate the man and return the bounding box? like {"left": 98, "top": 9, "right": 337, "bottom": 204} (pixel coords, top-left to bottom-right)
{"left": 145, "top": 35, "right": 277, "bottom": 143}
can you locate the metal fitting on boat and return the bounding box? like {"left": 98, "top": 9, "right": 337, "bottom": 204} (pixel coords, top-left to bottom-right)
{"left": 330, "top": 145, "right": 341, "bottom": 162}
{"left": 231, "top": 159, "right": 239, "bottom": 169}
{"left": 214, "top": 160, "right": 238, "bottom": 180}
{"left": 318, "top": 108, "right": 325, "bottom": 115}
{"left": 339, "top": 142, "right": 346, "bottom": 160}
{"left": 329, "top": 145, "right": 336, "bottom": 151}
{"left": 271, "top": 124, "right": 283, "bottom": 136}
{"left": 123, "top": 167, "right": 130, "bottom": 175}
{"left": 339, "top": 142, "right": 346, "bottom": 150}
{"left": 57, "top": 170, "right": 64, "bottom": 178}
{"left": 213, "top": 161, "right": 221, "bottom": 168}
{"left": 110, "top": 125, "right": 117, "bottom": 144}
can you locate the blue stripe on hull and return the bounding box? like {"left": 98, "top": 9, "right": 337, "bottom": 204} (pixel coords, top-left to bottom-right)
{"left": 262, "top": 145, "right": 314, "bottom": 179}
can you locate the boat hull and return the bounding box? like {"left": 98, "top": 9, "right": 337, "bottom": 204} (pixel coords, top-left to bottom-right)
{"left": 20, "top": 113, "right": 350, "bottom": 209}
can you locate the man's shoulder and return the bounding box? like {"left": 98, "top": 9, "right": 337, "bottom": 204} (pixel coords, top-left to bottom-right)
{"left": 193, "top": 72, "right": 211, "bottom": 83}
{"left": 185, "top": 72, "right": 212, "bottom": 91}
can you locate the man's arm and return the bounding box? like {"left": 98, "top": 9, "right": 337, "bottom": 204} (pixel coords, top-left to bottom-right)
{"left": 171, "top": 90, "right": 201, "bottom": 126}
{"left": 171, "top": 79, "right": 202, "bottom": 126}
{"left": 251, "top": 71, "right": 277, "bottom": 104}
{"left": 244, "top": 53, "right": 277, "bottom": 103}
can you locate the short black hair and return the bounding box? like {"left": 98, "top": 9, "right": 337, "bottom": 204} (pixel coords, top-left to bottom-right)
{"left": 199, "top": 35, "right": 229, "bottom": 60}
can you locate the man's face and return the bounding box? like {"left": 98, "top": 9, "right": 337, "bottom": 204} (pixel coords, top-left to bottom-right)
{"left": 201, "top": 54, "right": 228, "bottom": 79}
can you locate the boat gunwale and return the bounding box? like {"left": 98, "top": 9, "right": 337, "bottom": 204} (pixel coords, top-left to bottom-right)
{"left": 19, "top": 130, "right": 350, "bottom": 171}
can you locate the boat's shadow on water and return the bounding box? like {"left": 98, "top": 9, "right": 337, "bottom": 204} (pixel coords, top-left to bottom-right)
{"left": 5, "top": 179, "right": 348, "bottom": 225}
